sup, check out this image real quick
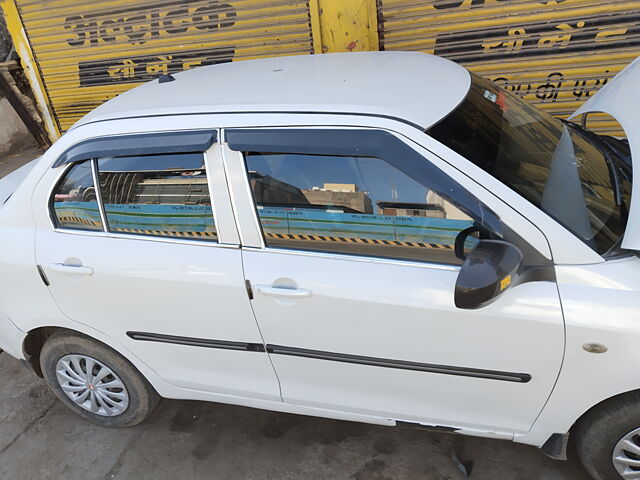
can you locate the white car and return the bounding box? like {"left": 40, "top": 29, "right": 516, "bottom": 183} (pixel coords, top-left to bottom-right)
{"left": 0, "top": 51, "right": 638, "bottom": 480}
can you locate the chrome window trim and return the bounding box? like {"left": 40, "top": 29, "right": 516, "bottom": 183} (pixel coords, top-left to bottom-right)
{"left": 90, "top": 158, "right": 108, "bottom": 232}
{"left": 241, "top": 245, "right": 461, "bottom": 272}
{"left": 51, "top": 227, "right": 240, "bottom": 248}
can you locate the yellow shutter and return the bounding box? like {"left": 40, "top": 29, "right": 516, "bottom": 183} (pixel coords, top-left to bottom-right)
{"left": 4, "top": 0, "right": 640, "bottom": 139}
{"left": 4, "top": 0, "right": 313, "bottom": 136}
{"left": 378, "top": 0, "right": 640, "bottom": 135}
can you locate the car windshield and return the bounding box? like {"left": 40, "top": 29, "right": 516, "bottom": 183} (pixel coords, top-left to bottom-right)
{"left": 428, "top": 73, "right": 632, "bottom": 256}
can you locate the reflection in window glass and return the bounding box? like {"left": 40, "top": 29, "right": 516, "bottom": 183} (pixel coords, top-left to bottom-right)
{"left": 429, "top": 74, "right": 631, "bottom": 255}
{"left": 97, "top": 153, "right": 217, "bottom": 241}
{"left": 52, "top": 161, "right": 103, "bottom": 231}
{"left": 245, "top": 153, "right": 478, "bottom": 264}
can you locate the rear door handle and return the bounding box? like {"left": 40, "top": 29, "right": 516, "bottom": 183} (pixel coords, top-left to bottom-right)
{"left": 254, "top": 285, "right": 312, "bottom": 299}
{"left": 49, "top": 263, "right": 94, "bottom": 276}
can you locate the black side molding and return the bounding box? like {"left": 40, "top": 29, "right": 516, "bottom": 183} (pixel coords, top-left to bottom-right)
{"left": 126, "top": 331, "right": 532, "bottom": 384}
{"left": 52, "top": 130, "right": 217, "bottom": 168}
{"left": 126, "top": 331, "right": 265, "bottom": 352}
{"left": 266, "top": 344, "right": 531, "bottom": 383}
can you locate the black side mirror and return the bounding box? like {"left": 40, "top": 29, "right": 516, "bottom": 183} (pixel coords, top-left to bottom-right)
{"left": 454, "top": 240, "right": 523, "bottom": 309}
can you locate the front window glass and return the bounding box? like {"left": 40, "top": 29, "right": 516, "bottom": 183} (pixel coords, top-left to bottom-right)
{"left": 428, "top": 74, "right": 632, "bottom": 255}
{"left": 52, "top": 161, "right": 103, "bottom": 231}
{"left": 245, "top": 152, "right": 479, "bottom": 265}
{"left": 97, "top": 153, "right": 217, "bottom": 241}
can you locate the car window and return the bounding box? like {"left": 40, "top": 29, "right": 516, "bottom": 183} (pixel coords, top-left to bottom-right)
{"left": 96, "top": 153, "right": 217, "bottom": 241}
{"left": 244, "top": 152, "right": 480, "bottom": 265}
{"left": 51, "top": 161, "right": 103, "bottom": 231}
{"left": 428, "top": 74, "right": 631, "bottom": 255}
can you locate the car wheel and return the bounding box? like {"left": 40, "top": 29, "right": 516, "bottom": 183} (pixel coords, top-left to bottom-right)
{"left": 40, "top": 331, "right": 159, "bottom": 427}
{"left": 576, "top": 391, "right": 640, "bottom": 479}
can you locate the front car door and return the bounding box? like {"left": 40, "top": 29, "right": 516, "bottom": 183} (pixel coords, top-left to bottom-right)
{"left": 223, "top": 126, "right": 564, "bottom": 436}
{"left": 33, "top": 129, "right": 280, "bottom": 401}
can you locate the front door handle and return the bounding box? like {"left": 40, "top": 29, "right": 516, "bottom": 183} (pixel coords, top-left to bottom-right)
{"left": 49, "top": 263, "right": 94, "bottom": 276}
{"left": 254, "top": 285, "right": 312, "bottom": 299}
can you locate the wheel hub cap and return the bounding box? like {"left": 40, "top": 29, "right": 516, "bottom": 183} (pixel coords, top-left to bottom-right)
{"left": 55, "top": 354, "right": 129, "bottom": 417}
{"left": 613, "top": 427, "right": 640, "bottom": 478}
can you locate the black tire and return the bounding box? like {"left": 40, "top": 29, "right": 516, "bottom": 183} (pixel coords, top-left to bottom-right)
{"left": 575, "top": 391, "right": 640, "bottom": 480}
{"left": 40, "top": 331, "right": 159, "bottom": 427}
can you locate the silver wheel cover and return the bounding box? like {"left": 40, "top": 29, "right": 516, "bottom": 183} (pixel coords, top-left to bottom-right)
{"left": 613, "top": 427, "right": 640, "bottom": 478}
{"left": 56, "top": 354, "right": 129, "bottom": 417}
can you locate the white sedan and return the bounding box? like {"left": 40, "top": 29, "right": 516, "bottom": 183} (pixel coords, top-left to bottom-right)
{"left": 1, "top": 52, "right": 638, "bottom": 480}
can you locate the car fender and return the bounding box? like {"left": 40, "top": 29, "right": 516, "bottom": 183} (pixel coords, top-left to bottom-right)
{"left": 516, "top": 256, "right": 640, "bottom": 447}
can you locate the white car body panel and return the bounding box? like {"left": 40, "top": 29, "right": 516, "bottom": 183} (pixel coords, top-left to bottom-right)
{"left": 0, "top": 113, "right": 617, "bottom": 438}
{"left": 33, "top": 142, "right": 280, "bottom": 401}
{"left": 241, "top": 247, "right": 564, "bottom": 434}
{"left": 2, "top": 51, "right": 640, "bottom": 454}
{"left": 224, "top": 128, "right": 565, "bottom": 434}
{"left": 0, "top": 309, "right": 25, "bottom": 359}
{"left": 34, "top": 231, "right": 281, "bottom": 400}
{"left": 73, "top": 52, "right": 470, "bottom": 132}
{"left": 569, "top": 55, "right": 640, "bottom": 251}
{"left": 518, "top": 255, "right": 640, "bottom": 446}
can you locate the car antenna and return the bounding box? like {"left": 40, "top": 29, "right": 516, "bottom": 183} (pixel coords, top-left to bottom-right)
{"left": 158, "top": 74, "right": 175, "bottom": 83}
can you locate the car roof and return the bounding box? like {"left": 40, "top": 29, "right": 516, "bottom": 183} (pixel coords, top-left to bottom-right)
{"left": 71, "top": 51, "right": 471, "bottom": 131}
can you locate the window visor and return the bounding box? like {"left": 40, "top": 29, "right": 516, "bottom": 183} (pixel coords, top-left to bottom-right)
{"left": 52, "top": 130, "right": 217, "bottom": 168}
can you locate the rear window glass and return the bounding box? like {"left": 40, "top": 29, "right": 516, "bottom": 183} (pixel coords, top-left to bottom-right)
{"left": 51, "top": 161, "right": 103, "bottom": 231}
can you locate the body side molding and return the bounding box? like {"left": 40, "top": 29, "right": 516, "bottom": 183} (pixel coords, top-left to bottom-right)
{"left": 266, "top": 344, "right": 531, "bottom": 383}
{"left": 127, "top": 331, "right": 531, "bottom": 383}
{"left": 126, "top": 331, "right": 265, "bottom": 352}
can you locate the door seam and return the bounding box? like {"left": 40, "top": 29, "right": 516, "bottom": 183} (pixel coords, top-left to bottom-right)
{"left": 239, "top": 248, "right": 284, "bottom": 401}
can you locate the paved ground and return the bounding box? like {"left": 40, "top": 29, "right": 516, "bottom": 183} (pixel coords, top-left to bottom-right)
{"left": 0, "top": 146, "right": 43, "bottom": 178}
{"left": 0, "top": 352, "right": 589, "bottom": 480}
{"left": 0, "top": 147, "right": 591, "bottom": 479}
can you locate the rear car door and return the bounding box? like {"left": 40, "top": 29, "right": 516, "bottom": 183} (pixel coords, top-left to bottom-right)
{"left": 223, "top": 127, "right": 565, "bottom": 434}
{"left": 34, "top": 130, "right": 280, "bottom": 401}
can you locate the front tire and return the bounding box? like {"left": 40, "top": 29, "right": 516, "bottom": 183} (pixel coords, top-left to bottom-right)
{"left": 576, "top": 391, "right": 640, "bottom": 479}
{"left": 40, "top": 332, "right": 159, "bottom": 427}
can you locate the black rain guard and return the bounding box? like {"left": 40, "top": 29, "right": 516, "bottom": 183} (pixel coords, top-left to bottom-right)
{"left": 52, "top": 130, "right": 217, "bottom": 168}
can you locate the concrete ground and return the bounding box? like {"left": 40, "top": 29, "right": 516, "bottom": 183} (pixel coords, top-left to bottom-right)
{"left": 0, "top": 352, "right": 590, "bottom": 480}
{"left": 0, "top": 145, "right": 43, "bottom": 178}
{"left": 0, "top": 147, "right": 590, "bottom": 479}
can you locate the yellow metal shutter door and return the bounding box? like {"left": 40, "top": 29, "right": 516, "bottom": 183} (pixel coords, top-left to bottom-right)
{"left": 378, "top": 0, "right": 640, "bottom": 135}
{"left": 13, "top": 0, "right": 313, "bottom": 133}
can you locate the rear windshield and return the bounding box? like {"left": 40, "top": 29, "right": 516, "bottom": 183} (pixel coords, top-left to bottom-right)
{"left": 428, "top": 74, "right": 632, "bottom": 256}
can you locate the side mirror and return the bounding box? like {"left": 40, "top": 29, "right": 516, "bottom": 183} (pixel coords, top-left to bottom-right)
{"left": 454, "top": 240, "right": 523, "bottom": 309}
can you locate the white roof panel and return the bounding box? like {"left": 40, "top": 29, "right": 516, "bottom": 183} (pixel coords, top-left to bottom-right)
{"left": 72, "top": 52, "right": 470, "bottom": 130}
